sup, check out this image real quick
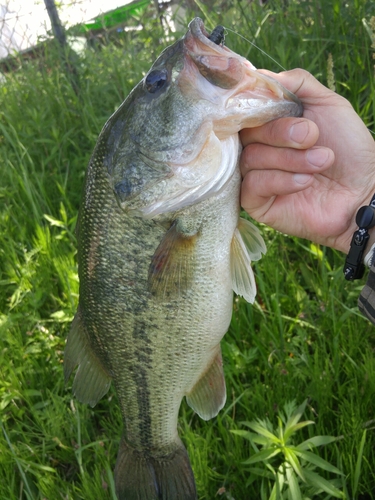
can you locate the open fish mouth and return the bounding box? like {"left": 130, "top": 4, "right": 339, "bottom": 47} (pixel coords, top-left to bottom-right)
{"left": 183, "top": 17, "right": 303, "bottom": 126}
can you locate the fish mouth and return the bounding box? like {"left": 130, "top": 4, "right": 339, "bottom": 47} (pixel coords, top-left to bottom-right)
{"left": 183, "top": 18, "right": 303, "bottom": 129}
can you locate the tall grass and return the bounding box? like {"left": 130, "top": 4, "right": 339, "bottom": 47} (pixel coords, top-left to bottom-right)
{"left": 1, "top": 0, "right": 375, "bottom": 498}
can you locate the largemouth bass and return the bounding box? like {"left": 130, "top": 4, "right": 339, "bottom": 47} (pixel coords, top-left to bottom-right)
{"left": 65, "top": 18, "right": 303, "bottom": 500}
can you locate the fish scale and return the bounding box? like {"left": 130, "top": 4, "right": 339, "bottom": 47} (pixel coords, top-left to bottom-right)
{"left": 65, "top": 17, "right": 303, "bottom": 499}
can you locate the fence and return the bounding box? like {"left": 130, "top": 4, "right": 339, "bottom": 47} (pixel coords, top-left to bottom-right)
{"left": 0, "top": 0, "right": 190, "bottom": 66}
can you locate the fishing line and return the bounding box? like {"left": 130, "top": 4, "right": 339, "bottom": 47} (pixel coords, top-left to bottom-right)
{"left": 224, "top": 26, "right": 287, "bottom": 72}
{"left": 225, "top": 27, "right": 375, "bottom": 137}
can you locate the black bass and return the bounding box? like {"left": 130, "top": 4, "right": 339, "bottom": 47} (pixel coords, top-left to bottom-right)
{"left": 65, "top": 18, "right": 303, "bottom": 500}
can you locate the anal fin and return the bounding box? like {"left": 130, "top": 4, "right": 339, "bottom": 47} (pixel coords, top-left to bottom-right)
{"left": 186, "top": 348, "right": 226, "bottom": 421}
{"left": 231, "top": 217, "right": 266, "bottom": 303}
{"left": 64, "top": 307, "right": 111, "bottom": 407}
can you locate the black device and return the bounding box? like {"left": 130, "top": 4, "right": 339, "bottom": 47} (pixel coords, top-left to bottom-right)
{"left": 208, "top": 25, "right": 225, "bottom": 45}
{"left": 344, "top": 194, "right": 375, "bottom": 280}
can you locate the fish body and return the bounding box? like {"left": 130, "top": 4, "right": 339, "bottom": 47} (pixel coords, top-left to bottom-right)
{"left": 65, "top": 18, "right": 303, "bottom": 500}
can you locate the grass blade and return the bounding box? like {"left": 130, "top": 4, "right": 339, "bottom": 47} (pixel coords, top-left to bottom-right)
{"left": 1, "top": 424, "right": 35, "bottom": 500}
{"left": 353, "top": 430, "right": 366, "bottom": 496}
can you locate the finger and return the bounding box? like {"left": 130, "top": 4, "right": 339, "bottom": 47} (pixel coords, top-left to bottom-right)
{"left": 258, "top": 68, "right": 335, "bottom": 101}
{"left": 241, "top": 169, "right": 313, "bottom": 215}
{"left": 240, "top": 145, "right": 334, "bottom": 176}
{"left": 240, "top": 117, "right": 319, "bottom": 149}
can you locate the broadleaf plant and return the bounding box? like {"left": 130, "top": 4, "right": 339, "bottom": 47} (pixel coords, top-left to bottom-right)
{"left": 231, "top": 399, "right": 345, "bottom": 499}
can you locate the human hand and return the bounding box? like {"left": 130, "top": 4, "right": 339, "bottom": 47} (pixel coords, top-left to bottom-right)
{"left": 240, "top": 68, "right": 375, "bottom": 253}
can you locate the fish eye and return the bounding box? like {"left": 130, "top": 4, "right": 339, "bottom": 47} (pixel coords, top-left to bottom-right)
{"left": 145, "top": 69, "right": 168, "bottom": 94}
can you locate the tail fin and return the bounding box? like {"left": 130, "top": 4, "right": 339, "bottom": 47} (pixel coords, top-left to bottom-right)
{"left": 114, "top": 437, "right": 197, "bottom": 500}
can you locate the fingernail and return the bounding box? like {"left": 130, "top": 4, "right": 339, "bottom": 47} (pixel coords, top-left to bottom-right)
{"left": 290, "top": 121, "right": 309, "bottom": 144}
{"left": 307, "top": 148, "right": 330, "bottom": 167}
{"left": 294, "top": 173, "right": 312, "bottom": 185}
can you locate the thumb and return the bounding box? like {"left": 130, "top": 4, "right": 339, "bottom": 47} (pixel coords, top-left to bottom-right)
{"left": 258, "top": 68, "right": 336, "bottom": 102}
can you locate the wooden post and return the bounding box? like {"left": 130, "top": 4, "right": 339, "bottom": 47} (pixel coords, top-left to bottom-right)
{"left": 43, "top": 0, "right": 80, "bottom": 94}
{"left": 43, "top": 0, "right": 67, "bottom": 49}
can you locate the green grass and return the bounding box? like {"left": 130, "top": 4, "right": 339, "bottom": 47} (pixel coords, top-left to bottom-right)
{"left": 1, "top": 0, "right": 375, "bottom": 498}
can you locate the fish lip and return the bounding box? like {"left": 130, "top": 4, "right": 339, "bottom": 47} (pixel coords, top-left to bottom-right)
{"left": 187, "top": 18, "right": 229, "bottom": 54}
{"left": 238, "top": 72, "right": 304, "bottom": 117}
{"left": 260, "top": 74, "right": 303, "bottom": 115}
{"left": 188, "top": 18, "right": 212, "bottom": 43}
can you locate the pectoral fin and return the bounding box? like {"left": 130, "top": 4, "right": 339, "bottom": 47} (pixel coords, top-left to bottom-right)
{"left": 237, "top": 217, "right": 267, "bottom": 261}
{"left": 186, "top": 349, "right": 226, "bottom": 421}
{"left": 64, "top": 307, "right": 111, "bottom": 407}
{"left": 231, "top": 217, "right": 266, "bottom": 303}
{"left": 149, "top": 220, "right": 198, "bottom": 298}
